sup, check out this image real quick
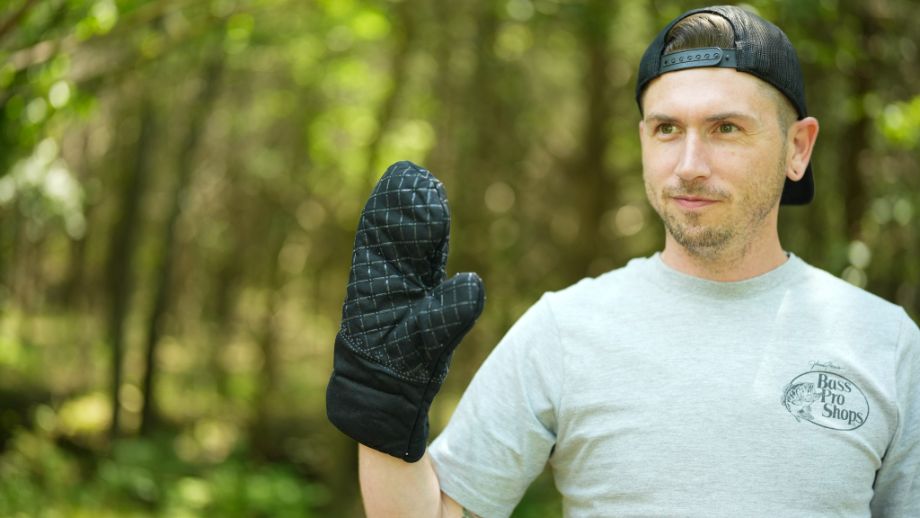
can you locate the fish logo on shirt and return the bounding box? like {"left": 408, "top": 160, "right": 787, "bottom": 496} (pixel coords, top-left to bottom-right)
{"left": 781, "top": 369, "right": 870, "bottom": 431}
{"left": 782, "top": 382, "right": 820, "bottom": 422}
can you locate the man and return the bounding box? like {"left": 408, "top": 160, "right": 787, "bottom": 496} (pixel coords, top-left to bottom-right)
{"left": 326, "top": 5, "right": 919, "bottom": 517}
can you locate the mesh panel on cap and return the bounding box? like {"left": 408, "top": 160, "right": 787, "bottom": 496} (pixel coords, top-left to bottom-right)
{"left": 712, "top": 5, "right": 808, "bottom": 119}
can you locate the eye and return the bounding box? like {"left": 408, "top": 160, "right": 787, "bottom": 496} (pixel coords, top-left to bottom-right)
{"left": 717, "top": 122, "right": 738, "bottom": 134}
{"left": 657, "top": 123, "right": 676, "bottom": 135}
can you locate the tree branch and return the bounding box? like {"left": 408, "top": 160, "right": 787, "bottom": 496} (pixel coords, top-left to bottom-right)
{"left": 0, "top": 0, "right": 41, "bottom": 46}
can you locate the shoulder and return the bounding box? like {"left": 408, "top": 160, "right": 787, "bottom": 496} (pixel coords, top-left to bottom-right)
{"left": 795, "top": 258, "right": 904, "bottom": 319}
{"left": 533, "top": 256, "right": 658, "bottom": 329}
{"left": 791, "top": 257, "right": 917, "bottom": 352}
{"left": 544, "top": 255, "right": 654, "bottom": 305}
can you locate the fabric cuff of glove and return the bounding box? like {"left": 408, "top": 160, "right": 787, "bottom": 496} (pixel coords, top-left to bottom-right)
{"left": 326, "top": 334, "right": 433, "bottom": 462}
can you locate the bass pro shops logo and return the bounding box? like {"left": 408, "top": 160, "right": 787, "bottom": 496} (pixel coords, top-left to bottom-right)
{"left": 781, "top": 370, "right": 869, "bottom": 431}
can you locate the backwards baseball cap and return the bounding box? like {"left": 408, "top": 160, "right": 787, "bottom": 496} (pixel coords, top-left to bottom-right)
{"left": 635, "top": 5, "right": 813, "bottom": 205}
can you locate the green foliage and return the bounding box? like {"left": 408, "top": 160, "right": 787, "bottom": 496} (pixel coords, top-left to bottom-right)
{"left": 0, "top": 138, "right": 86, "bottom": 239}
{"left": 878, "top": 95, "right": 920, "bottom": 148}
{"left": 0, "top": 430, "right": 81, "bottom": 514}
{"left": 0, "top": 429, "right": 329, "bottom": 516}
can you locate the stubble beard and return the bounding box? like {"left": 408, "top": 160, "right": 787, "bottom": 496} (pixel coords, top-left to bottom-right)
{"left": 661, "top": 201, "right": 734, "bottom": 257}
{"left": 646, "top": 155, "right": 787, "bottom": 261}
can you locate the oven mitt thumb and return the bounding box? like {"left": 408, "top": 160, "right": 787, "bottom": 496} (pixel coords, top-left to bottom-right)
{"left": 326, "top": 161, "right": 485, "bottom": 462}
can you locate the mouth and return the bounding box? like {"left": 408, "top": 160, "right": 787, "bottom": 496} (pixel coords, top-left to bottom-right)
{"left": 671, "top": 195, "right": 720, "bottom": 210}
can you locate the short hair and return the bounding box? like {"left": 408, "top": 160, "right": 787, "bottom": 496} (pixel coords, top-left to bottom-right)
{"left": 663, "top": 12, "right": 734, "bottom": 52}
{"left": 662, "top": 13, "right": 797, "bottom": 133}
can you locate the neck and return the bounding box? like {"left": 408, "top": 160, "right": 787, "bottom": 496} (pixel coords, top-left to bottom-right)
{"left": 660, "top": 224, "right": 788, "bottom": 282}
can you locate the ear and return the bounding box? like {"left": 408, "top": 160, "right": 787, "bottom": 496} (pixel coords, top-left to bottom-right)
{"left": 786, "top": 117, "right": 819, "bottom": 181}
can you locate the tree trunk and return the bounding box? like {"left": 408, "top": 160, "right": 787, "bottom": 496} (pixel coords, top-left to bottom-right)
{"left": 138, "top": 53, "right": 224, "bottom": 435}
{"left": 249, "top": 215, "right": 287, "bottom": 457}
{"left": 106, "top": 99, "right": 156, "bottom": 441}
{"left": 840, "top": 11, "right": 877, "bottom": 241}
{"left": 63, "top": 131, "right": 93, "bottom": 309}
{"left": 363, "top": 1, "right": 414, "bottom": 191}
{"left": 573, "top": 0, "right": 617, "bottom": 274}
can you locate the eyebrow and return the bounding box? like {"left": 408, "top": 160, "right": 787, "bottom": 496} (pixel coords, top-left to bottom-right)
{"left": 644, "top": 111, "right": 759, "bottom": 124}
{"left": 704, "top": 112, "right": 758, "bottom": 123}
{"left": 644, "top": 113, "right": 677, "bottom": 124}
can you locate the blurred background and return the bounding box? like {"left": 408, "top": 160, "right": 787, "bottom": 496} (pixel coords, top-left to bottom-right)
{"left": 0, "top": 0, "right": 917, "bottom": 515}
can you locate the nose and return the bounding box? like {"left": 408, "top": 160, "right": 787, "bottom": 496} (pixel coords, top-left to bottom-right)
{"left": 673, "top": 133, "right": 711, "bottom": 182}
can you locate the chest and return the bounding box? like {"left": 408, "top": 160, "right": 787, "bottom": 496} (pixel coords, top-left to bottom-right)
{"left": 549, "top": 324, "right": 897, "bottom": 516}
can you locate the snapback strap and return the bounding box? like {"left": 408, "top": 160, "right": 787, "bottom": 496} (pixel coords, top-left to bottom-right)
{"left": 659, "top": 47, "right": 737, "bottom": 73}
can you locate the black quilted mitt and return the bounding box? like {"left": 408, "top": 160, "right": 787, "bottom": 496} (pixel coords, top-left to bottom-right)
{"left": 326, "top": 161, "right": 485, "bottom": 462}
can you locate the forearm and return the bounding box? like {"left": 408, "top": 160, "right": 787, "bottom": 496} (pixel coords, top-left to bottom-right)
{"left": 359, "top": 444, "right": 463, "bottom": 518}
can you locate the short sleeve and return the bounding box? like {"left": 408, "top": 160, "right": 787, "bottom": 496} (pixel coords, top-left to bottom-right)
{"left": 871, "top": 311, "right": 920, "bottom": 516}
{"left": 428, "top": 295, "right": 563, "bottom": 518}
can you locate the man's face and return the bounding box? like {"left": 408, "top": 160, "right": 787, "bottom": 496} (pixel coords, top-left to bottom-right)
{"left": 639, "top": 68, "right": 791, "bottom": 257}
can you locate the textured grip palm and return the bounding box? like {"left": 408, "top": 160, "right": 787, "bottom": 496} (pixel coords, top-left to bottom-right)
{"left": 338, "top": 161, "right": 483, "bottom": 382}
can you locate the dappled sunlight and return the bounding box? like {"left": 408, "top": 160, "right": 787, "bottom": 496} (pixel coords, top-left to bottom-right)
{"left": 0, "top": 0, "right": 917, "bottom": 515}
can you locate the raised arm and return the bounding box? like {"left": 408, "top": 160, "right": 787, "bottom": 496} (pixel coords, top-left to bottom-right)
{"left": 325, "top": 161, "right": 484, "bottom": 516}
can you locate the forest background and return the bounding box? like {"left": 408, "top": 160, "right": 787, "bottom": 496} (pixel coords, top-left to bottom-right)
{"left": 1, "top": 0, "right": 918, "bottom": 515}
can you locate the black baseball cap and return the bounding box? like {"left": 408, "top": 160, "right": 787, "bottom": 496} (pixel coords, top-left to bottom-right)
{"left": 635, "top": 5, "right": 813, "bottom": 205}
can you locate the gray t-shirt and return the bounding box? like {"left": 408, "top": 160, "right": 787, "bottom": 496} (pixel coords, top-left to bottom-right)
{"left": 428, "top": 254, "right": 920, "bottom": 517}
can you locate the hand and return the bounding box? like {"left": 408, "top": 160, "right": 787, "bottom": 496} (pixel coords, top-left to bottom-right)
{"left": 326, "top": 161, "right": 485, "bottom": 462}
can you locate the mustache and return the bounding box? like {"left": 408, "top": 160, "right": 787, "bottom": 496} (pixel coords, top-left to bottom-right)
{"left": 662, "top": 181, "right": 730, "bottom": 201}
